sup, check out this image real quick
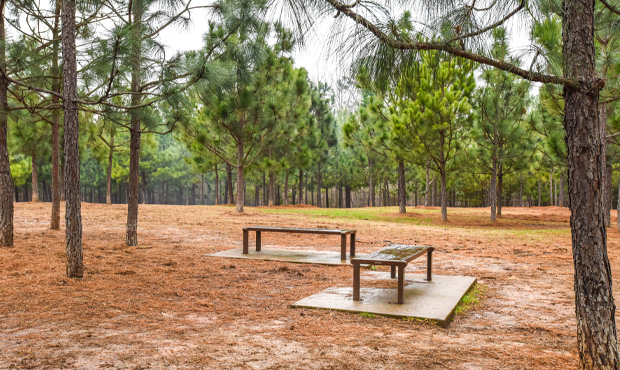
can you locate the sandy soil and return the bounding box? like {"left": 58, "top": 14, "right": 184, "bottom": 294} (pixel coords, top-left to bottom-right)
{"left": 0, "top": 203, "right": 617, "bottom": 369}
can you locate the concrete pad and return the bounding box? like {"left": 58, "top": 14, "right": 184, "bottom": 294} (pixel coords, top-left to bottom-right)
{"left": 291, "top": 272, "right": 477, "bottom": 327}
{"left": 207, "top": 248, "right": 356, "bottom": 266}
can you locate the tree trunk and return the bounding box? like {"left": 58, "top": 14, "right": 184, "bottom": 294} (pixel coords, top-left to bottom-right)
{"left": 200, "top": 173, "right": 204, "bottom": 205}
{"left": 325, "top": 186, "right": 329, "bottom": 208}
{"left": 62, "top": 0, "right": 83, "bottom": 276}
{"left": 398, "top": 160, "right": 406, "bottom": 213}
{"left": 0, "top": 0, "right": 12, "bottom": 246}
{"left": 214, "top": 164, "right": 219, "bottom": 205}
{"left": 226, "top": 163, "right": 233, "bottom": 204}
{"left": 338, "top": 186, "right": 343, "bottom": 208}
{"left": 298, "top": 169, "right": 303, "bottom": 205}
{"left": 31, "top": 152, "right": 39, "bottom": 202}
{"left": 497, "top": 163, "right": 503, "bottom": 216}
{"left": 550, "top": 171, "right": 554, "bottom": 206}
{"left": 538, "top": 179, "right": 542, "bottom": 207}
{"left": 439, "top": 152, "right": 447, "bottom": 221}
{"left": 368, "top": 157, "right": 375, "bottom": 207}
{"left": 126, "top": 0, "right": 143, "bottom": 246}
{"left": 236, "top": 141, "right": 244, "bottom": 212}
{"left": 268, "top": 171, "right": 275, "bottom": 207}
{"left": 50, "top": 0, "right": 61, "bottom": 229}
{"left": 424, "top": 159, "right": 431, "bottom": 206}
{"left": 106, "top": 133, "right": 114, "bottom": 205}
{"left": 564, "top": 0, "right": 620, "bottom": 366}
{"left": 283, "top": 171, "right": 289, "bottom": 206}
{"left": 262, "top": 172, "right": 266, "bottom": 206}
{"left": 490, "top": 149, "right": 498, "bottom": 221}
{"left": 519, "top": 174, "right": 523, "bottom": 207}
{"left": 560, "top": 172, "right": 566, "bottom": 208}
{"left": 317, "top": 163, "right": 322, "bottom": 208}
{"left": 345, "top": 186, "right": 352, "bottom": 208}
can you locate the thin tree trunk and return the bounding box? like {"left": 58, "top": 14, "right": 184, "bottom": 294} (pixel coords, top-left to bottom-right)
{"left": 549, "top": 171, "right": 554, "bottom": 206}
{"left": 368, "top": 157, "right": 375, "bottom": 207}
{"left": 214, "top": 164, "right": 219, "bottom": 205}
{"left": 398, "top": 160, "right": 406, "bottom": 213}
{"left": 490, "top": 149, "right": 497, "bottom": 221}
{"left": 304, "top": 174, "right": 308, "bottom": 204}
{"left": 262, "top": 172, "right": 266, "bottom": 206}
{"left": 497, "top": 163, "right": 503, "bottom": 216}
{"left": 519, "top": 173, "right": 523, "bottom": 207}
{"left": 226, "top": 164, "right": 233, "bottom": 204}
{"left": 425, "top": 159, "right": 431, "bottom": 206}
{"left": 106, "top": 133, "right": 114, "bottom": 205}
{"left": 62, "top": 0, "right": 82, "bottom": 276}
{"left": 564, "top": 0, "right": 620, "bottom": 366}
{"left": 126, "top": 0, "right": 143, "bottom": 246}
{"left": 325, "top": 186, "right": 329, "bottom": 208}
{"left": 345, "top": 186, "right": 352, "bottom": 208}
{"left": 31, "top": 152, "right": 39, "bottom": 202}
{"left": 236, "top": 140, "right": 244, "bottom": 212}
{"left": 268, "top": 171, "right": 275, "bottom": 206}
{"left": 0, "top": 0, "right": 12, "bottom": 246}
{"left": 298, "top": 169, "right": 303, "bottom": 205}
{"left": 201, "top": 174, "right": 204, "bottom": 205}
{"left": 439, "top": 145, "right": 447, "bottom": 222}
{"left": 50, "top": 0, "right": 61, "bottom": 229}
{"left": 317, "top": 163, "right": 322, "bottom": 208}
{"left": 283, "top": 171, "right": 289, "bottom": 205}
{"left": 538, "top": 179, "right": 542, "bottom": 207}
{"left": 338, "top": 185, "right": 343, "bottom": 208}
{"left": 559, "top": 172, "right": 566, "bottom": 208}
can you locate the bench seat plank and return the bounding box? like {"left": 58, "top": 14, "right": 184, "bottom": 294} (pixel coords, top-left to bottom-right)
{"left": 352, "top": 245, "right": 432, "bottom": 266}
{"left": 243, "top": 226, "right": 355, "bottom": 235}
{"left": 242, "top": 226, "right": 357, "bottom": 260}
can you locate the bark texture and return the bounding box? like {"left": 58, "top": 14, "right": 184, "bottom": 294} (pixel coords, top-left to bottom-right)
{"left": 563, "top": 0, "right": 620, "bottom": 367}
{"left": 236, "top": 143, "right": 244, "bottom": 212}
{"left": 0, "top": 0, "right": 12, "bottom": 246}
{"left": 398, "top": 160, "right": 406, "bottom": 214}
{"left": 62, "top": 0, "right": 83, "bottom": 277}
{"left": 126, "top": 0, "right": 143, "bottom": 246}
{"left": 50, "top": 0, "right": 61, "bottom": 229}
{"left": 490, "top": 149, "right": 497, "bottom": 221}
{"left": 31, "top": 152, "right": 39, "bottom": 202}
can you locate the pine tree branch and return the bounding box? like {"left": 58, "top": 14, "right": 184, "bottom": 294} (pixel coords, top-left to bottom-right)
{"left": 324, "top": 0, "right": 577, "bottom": 87}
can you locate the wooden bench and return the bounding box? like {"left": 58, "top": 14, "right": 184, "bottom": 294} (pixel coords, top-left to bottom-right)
{"left": 242, "top": 226, "right": 357, "bottom": 261}
{"left": 351, "top": 245, "right": 434, "bottom": 304}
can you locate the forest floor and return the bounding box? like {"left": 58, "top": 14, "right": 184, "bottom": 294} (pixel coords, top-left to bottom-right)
{"left": 0, "top": 203, "right": 614, "bottom": 369}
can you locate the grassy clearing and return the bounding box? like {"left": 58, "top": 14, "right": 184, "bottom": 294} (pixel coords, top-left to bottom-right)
{"left": 257, "top": 206, "right": 433, "bottom": 225}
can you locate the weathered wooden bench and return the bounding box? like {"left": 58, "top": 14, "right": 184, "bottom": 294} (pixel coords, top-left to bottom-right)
{"left": 351, "top": 245, "right": 434, "bottom": 304}
{"left": 242, "top": 226, "right": 357, "bottom": 261}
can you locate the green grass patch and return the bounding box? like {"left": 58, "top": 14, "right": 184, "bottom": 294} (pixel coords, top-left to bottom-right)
{"left": 454, "top": 283, "right": 485, "bottom": 316}
{"left": 256, "top": 206, "right": 434, "bottom": 225}
{"left": 359, "top": 312, "right": 376, "bottom": 318}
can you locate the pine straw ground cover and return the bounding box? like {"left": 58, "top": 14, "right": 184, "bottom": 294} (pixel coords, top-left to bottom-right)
{"left": 0, "top": 203, "right": 615, "bottom": 369}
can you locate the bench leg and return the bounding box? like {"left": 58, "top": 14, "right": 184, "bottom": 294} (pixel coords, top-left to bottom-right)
{"left": 353, "top": 263, "right": 361, "bottom": 301}
{"left": 391, "top": 265, "right": 396, "bottom": 279}
{"left": 256, "top": 231, "right": 261, "bottom": 252}
{"left": 340, "top": 235, "right": 347, "bottom": 261}
{"left": 350, "top": 233, "right": 356, "bottom": 257}
{"left": 398, "top": 265, "right": 405, "bottom": 304}
{"left": 243, "top": 230, "right": 249, "bottom": 254}
{"left": 427, "top": 250, "right": 433, "bottom": 281}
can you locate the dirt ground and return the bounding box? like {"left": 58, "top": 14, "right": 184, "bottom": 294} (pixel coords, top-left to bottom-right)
{"left": 0, "top": 203, "right": 617, "bottom": 369}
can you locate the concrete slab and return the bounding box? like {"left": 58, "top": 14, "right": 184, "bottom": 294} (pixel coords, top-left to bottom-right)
{"left": 206, "top": 248, "right": 356, "bottom": 266}
{"left": 291, "top": 273, "right": 477, "bottom": 327}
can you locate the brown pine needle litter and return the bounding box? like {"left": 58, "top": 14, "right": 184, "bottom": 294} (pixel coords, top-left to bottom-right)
{"left": 0, "top": 203, "right": 600, "bottom": 368}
